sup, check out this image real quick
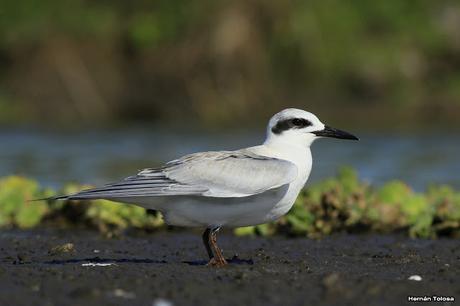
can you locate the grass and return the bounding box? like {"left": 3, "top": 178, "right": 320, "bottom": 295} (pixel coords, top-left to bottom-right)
{"left": 0, "top": 168, "right": 459, "bottom": 238}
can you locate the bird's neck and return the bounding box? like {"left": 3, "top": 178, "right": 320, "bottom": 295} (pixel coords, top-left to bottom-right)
{"left": 263, "top": 136, "right": 312, "bottom": 164}
{"left": 264, "top": 133, "right": 312, "bottom": 150}
{"left": 262, "top": 136, "right": 313, "bottom": 191}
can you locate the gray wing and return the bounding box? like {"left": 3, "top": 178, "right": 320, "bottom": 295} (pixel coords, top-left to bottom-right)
{"left": 60, "top": 150, "right": 298, "bottom": 200}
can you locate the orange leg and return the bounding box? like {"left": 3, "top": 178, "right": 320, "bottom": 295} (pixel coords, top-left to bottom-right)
{"left": 202, "top": 227, "right": 227, "bottom": 267}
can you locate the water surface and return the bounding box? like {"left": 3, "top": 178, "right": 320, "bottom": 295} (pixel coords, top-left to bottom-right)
{"left": 1, "top": 128, "right": 458, "bottom": 191}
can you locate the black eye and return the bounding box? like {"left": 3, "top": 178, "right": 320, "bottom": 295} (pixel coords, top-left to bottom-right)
{"left": 271, "top": 117, "right": 312, "bottom": 134}
{"left": 291, "top": 118, "right": 311, "bottom": 127}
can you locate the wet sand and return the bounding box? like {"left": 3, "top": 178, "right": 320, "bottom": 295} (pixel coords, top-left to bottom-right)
{"left": 0, "top": 229, "right": 458, "bottom": 306}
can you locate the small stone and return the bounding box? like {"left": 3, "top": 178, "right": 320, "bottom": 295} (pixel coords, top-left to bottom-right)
{"left": 113, "top": 288, "right": 135, "bottom": 299}
{"left": 152, "top": 298, "right": 174, "bottom": 306}
{"left": 322, "top": 272, "right": 348, "bottom": 295}
{"left": 81, "top": 262, "right": 115, "bottom": 267}
{"left": 323, "top": 273, "right": 340, "bottom": 288}
{"left": 48, "top": 243, "right": 75, "bottom": 255}
{"left": 408, "top": 275, "right": 422, "bottom": 281}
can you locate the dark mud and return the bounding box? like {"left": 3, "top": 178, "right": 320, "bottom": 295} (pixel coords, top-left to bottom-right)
{"left": 0, "top": 229, "right": 458, "bottom": 306}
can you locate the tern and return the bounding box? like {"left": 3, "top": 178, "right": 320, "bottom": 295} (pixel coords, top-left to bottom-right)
{"left": 55, "top": 108, "right": 358, "bottom": 267}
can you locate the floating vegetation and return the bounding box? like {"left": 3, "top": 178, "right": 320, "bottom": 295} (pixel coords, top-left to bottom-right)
{"left": 0, "top": 169, "right": 459, "bottom": 238}
{"left": 0, "top": 176, "right": 51, "bottom": 228}
{"left": 239, "top": 168, "right": 460, "bottom": 238}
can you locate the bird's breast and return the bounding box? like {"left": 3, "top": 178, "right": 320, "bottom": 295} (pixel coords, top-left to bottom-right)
{"left": 265, "top": 150, "right": 312, "bottom": 221}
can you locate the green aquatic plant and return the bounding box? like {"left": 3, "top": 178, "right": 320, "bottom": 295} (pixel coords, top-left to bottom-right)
{"left": 84, "top": 199, "right": 164, "bottom": 233}
{"left": 427, "top": 185, "right": 460, "bottom": 235}
{"left": 369, "top": 180, "right": 434, "bottom": 237}
{"left": 0, "top": 170, "right": 459, "bottom": 238}
{"left": 235, "top": 167, "right": 459, "bottom": 238}
{"left": 0, "top": 176, "right": 51, "bottom": 228}
{"left": 47, "top": 184, "right": 164, "bottom": 234}
{"left": 279, "top": 167, "right": 370, "bottom": 237}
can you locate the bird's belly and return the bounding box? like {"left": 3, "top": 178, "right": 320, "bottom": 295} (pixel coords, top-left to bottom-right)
{"left": 157, "top": 185, "right": 296, "bottom": 227}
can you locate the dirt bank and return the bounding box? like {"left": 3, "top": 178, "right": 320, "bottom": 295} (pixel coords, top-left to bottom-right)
{"left": 0, "top": 229, "right": 458, "bottom": 306}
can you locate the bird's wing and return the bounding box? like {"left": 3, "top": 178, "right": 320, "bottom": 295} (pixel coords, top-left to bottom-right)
{"left": 60, "top": 150, "right": 298, "bottom": 200}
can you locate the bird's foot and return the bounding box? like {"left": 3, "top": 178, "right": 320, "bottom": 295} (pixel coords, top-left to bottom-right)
{"left": 206, "top": 257, "right": 228, "bottom": 268}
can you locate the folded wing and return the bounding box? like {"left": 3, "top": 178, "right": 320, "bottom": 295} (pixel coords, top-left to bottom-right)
{"left": 60, "top": 150, "right": 298, "bottom": 200}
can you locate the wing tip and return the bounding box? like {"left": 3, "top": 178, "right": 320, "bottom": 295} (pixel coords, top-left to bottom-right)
{"left": 29, "top": 195, "right": 69, "bottom": 202}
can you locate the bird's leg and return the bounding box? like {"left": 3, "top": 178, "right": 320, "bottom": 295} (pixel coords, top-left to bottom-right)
{"left": 210, "top": 227, "right": 227, "bottom": 266}
{"left": 202, "top": 228, "right": 214, "bottom": 260}
{"left": 202, "top": 227, "right": 227, "bottom": 267}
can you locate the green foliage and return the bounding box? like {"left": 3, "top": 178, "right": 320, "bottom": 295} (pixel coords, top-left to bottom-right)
{"left": 0, "top": 172, "right": 459, "bottom": 238}
{"left": 0, "top": 176, "right": 51, "bottom": 228}
{"left": 84, "top": 199, "right": 164, "bottom": 233}
{"left": 236, "top": 167, "right": 459, "bottom": 238}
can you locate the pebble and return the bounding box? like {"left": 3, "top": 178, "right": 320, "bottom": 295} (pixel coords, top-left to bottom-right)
{"left": 152, "top": 298, "right": 174, "bottom": 306}
{"left": 81, "top": 262, "right": 115, "bottom": 267}
{"left": 113, "top": 288, "right": 136, "bottom": 299}
{"left": 408, "top": 275, "right": 422, "bottom": 281}
{"left": 48, "top": 243, "right": 74, "bottom": 255}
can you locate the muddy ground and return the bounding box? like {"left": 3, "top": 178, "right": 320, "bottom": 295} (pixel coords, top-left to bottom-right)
{"left": 0, "top": 228, "right": 458, "bottom": 306}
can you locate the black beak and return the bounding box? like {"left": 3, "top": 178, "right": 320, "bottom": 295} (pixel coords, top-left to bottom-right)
{"left": 313, "top": 125, "right": 359, "bottom": 140}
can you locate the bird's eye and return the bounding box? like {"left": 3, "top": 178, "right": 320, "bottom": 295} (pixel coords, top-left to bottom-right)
{"left": 271, "top": 117, "right": 312, "bottom": 134}
{"left": 291, "top": 118, "right": 311, "bottom": 127}
{"left": 292, "top": 118, "right": 303, "bottom": 126}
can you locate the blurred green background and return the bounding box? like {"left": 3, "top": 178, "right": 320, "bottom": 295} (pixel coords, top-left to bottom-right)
{"left": 0, "top": 0, "right": 459, "bottom": 237}
{"left": 1, "top": 0, "right": 460, "bottom": 129}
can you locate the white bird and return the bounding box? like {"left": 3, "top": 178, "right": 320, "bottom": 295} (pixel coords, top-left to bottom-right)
{"left": 55, "top": 108, "right": 358, "bottom": 267}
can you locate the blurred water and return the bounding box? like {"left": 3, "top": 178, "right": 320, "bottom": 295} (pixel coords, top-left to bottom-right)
{"left": 0, "top": 128, "right": 458, "bottom": 191}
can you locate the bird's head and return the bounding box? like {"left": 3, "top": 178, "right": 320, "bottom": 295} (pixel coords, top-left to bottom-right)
{"left": 265, "top": 108, "right": 358, "bottom": 148}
